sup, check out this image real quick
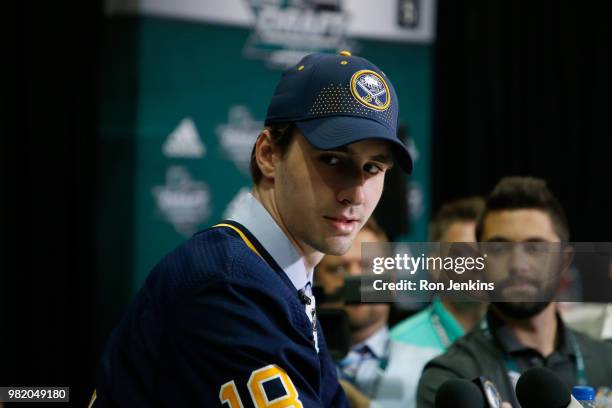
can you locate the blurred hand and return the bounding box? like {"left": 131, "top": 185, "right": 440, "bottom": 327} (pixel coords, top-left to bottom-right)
{"left": 339, "top": 379, "right": 370, "bottom": 408}
{"left": 501, "top": 402, "right": 513, "bottom": 408}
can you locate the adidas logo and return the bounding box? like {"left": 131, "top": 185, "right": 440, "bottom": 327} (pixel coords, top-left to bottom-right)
{"left": 163, "top": 118, "right": 206, "bottom": 158}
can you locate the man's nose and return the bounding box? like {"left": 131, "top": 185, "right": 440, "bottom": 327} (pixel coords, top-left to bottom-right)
{"left": 337, "top": 176, "right": 366, "bottom": 205}
{"left": 508, "top": 246, "right": 531, "bottom": 276}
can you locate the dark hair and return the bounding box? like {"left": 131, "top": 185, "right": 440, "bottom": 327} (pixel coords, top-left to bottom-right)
{"left": 475, "top": 176, "right": 569, "bottom": 241}
{"left": 429, "top": 197, "right": 485, "bottom": 241}
{"left": 249, "top": 123, "right": 296, "bottom": 185}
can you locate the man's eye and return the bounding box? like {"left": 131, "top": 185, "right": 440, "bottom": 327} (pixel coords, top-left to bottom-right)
{"left": 321, "top": 155, "right": 341, "bottom": 166}
{"left": 364, "top": 163, "right": 383, "bottom": 175}
{"left": 329, "top": 264, "right": 346, "bottom": 274}
{"left": 487, "top": 242, "right": 508, "bottom": 255}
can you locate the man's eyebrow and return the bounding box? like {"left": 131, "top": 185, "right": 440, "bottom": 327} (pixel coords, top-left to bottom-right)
{"left": 326, "top": 146, "right": 350, "bottom": 153}
{"left": 484, "top": 237, "right": 549, "bottom": 243}
{"left": 370, "top": 153, "right": 394, "bottom": 166}
{"left": 483, "top": 237, "right": 511, "bottom": 242}
{"left": 324, "top": 146, "right": 394, "bottom": 165}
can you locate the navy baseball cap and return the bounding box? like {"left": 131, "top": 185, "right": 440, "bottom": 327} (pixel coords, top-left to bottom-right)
{"left": 265, "top": 51, "right": 412, "bottom": 173}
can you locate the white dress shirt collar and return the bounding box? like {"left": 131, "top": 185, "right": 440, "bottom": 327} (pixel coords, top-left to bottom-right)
{"left": 227, "top": 192, "right": 313, "bottom": 292}
{"left": 356, "top": 326, "right": 389, "bottom": 360}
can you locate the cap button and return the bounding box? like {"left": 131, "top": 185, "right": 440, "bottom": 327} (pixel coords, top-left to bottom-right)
{"left": 339, "top": 50, "right": 352, "bottom": 57}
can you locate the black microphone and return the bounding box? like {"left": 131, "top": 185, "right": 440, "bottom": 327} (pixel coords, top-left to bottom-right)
{"left": 516, "top": 367, "right": 584, "bottom": 408}
{"left": 435, "top": 379, "right": 485, "bottom": 408}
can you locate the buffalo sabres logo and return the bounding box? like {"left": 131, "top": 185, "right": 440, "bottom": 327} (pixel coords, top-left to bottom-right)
{"left": 350, "top": 69, "right": 390, "bottom": 110}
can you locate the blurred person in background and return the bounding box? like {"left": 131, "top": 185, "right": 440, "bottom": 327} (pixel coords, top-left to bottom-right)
{"left": 317, "top": 218, "right": 426, "bottom": 408}
{"left": 417, "top": 177, "right": 612, "bottom": 408}
{"left": 390, "top": 197, "right": 486, "bottom": 366}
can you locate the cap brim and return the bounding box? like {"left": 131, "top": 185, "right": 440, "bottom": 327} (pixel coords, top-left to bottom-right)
{"left": 296, "top": 116, "right": 413, "bottom": 173}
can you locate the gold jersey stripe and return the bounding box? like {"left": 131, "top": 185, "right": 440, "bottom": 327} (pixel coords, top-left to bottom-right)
{"left": 88, "top": 389, "right": 97, "bottom": 408}
{"left": 214, "top": 223, "right": 263, "bottom": 259}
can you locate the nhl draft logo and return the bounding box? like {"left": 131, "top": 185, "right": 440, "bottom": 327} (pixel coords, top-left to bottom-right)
{"left": 216, "top": 106, "right": 263, "bottom": 175}
{"left": 350, "top": 69, "right": 390, "bottom": 110}
{"left": 151, "top": 166, "right": 211, "bottom": 237}
{"left": 244, "top": 0, "right": 355, "bottom": 69}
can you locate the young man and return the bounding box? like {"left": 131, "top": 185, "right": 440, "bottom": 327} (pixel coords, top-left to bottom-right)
{"left": 391, "top": 197, "right": 486, "bottom": 350}
{"left": 417, "top": 177, "right": 612, "bottom": 408}
{"left": 91, "top": 51, "right": 412, "bottom": 407}
{"left": 317, "top": 218, "right": 431, "bottom": 408}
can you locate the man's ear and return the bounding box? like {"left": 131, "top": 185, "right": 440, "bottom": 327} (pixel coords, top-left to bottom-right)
{"left": 255, "top": 129, "right": 278, "bottom": 181}
{"left": 561, "top": 244, "right": 575, "bottom": 272}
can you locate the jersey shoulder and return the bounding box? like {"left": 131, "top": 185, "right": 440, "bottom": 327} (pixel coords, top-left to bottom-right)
{"left": 145, "top": 226, "right": 269, "bottom": 304}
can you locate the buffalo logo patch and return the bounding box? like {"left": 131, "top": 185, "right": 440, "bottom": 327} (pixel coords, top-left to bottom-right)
{"left": 350, "top": 69, "right": 390, "bottom": 110}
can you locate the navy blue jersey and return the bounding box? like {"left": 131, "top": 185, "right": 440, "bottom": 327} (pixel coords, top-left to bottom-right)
{"left": 93, "top": 221, "right": 348, "bottom": 407}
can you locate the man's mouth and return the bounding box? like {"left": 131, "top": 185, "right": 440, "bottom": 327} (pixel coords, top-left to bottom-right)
{"left": 323, "top": 216, "right": 359, "bottom": 234}
{"left": 499, "top": 278, "right": 540, "bottom": 297}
